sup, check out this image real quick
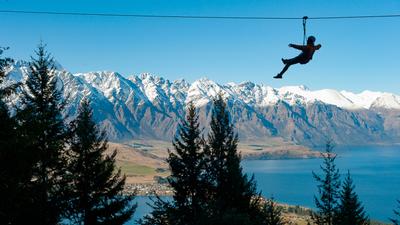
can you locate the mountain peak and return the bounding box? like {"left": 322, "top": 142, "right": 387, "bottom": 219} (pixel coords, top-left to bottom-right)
{"left": 4, "top": 65, "right": 400, "bottom": 146}
{"left": 6, "top": 63, "right": 400, "bottom": 110}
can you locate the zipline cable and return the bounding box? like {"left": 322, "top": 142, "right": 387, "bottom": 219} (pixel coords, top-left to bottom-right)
{"left": 1, "top": 10, "right": 400, "bottom": 20}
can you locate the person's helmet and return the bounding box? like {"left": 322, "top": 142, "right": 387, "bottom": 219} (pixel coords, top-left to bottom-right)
{"left": 307, "top": 36, "right": 316, "bottom": 44}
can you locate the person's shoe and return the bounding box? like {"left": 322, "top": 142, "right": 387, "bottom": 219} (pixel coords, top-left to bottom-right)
{"left": 273, "top": 74, "right": 283, "bottom": 79}
{"left": 281, "top": 58, "right": 288, "bottom": 64}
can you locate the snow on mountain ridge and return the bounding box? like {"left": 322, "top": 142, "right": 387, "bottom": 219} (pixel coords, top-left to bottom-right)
{"left": 69, "top": 72, "right": 400, "bottom": 110}
{"left": 186, "top": 77, "right": 228, "bottom": 106}
{"left": 75, "top": 71, "right": 148, "bottom": 105}
{"left": 5, "top": 62, "right": 400, "bottom": 110}
{"left": 5, "top": 62, "right": 400, "bottom": 145}
{"left": 370, "top": 93, "right": 400, "bottom": 109}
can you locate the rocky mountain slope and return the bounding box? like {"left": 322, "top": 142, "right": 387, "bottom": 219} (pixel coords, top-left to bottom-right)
{"left": 5, "top": 61, "right": 400, "bottom": 147}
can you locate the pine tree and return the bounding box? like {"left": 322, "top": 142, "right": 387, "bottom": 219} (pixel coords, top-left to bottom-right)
{"left": 390, "top": 200, "right": 400, "bottom": 225}
{"left": 0, "top": 47, "right": 40, "bottom": 225}
{"left": 0, "top": 46, "right": 15, "bottom": 223}
{"left": 139, "top": 196, "right": 173, "bottom": 225}
{"left": 0, "top": 46, "right": 15, "bottom": 97}
{"left": 312, "top": 141, "right": 341, "bottom": 225}
{"left": 66, "top": 99, "right": 136, "bottom": 225}
{"left": 335, "top": 171, "right": 369, "bottom": 225}
{"left": 0, "top": 46, "right": 24, "bottom": 224}
{"left": 167, "top": 102, "right": 210, "bottom": 224}
{"left": 141, "top": 102, "right": 210, "bottom": 225}
{"left": 16, "top": 43, "right": 69, "bottom": 225}
{"left": 206, "top": 94, "right": 263, "bottom": 225}
{"left": 262, "top": 198, "right": 284, "bottom": 225}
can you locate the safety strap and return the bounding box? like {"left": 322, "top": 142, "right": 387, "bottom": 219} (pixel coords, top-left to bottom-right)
{"left": 302, "top": 16, "right": 308, "bottom": 45}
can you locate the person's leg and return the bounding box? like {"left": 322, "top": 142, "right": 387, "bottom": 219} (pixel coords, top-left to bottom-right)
{"left": 274, "top": 56, "right": 301, "bottom": 78}
{"left": 283, "top": 57, "right": 299, "bottom": 65}
{"left": 278, "top": 63, "right": 291, "bottom": 76}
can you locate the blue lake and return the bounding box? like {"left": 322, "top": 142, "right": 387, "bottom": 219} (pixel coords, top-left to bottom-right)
{"left": 130, "top": 145, "right": 400, "bottom": 223}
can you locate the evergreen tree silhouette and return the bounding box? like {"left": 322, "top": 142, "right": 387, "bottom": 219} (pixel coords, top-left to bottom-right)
{"left": 167, "top": 102, "right": 210, "bottom": 224}
{"left": 66, "top": 99, "right": 136, "bottom": 225}
{"left": 16, "top": 43, "right": 69, "bottom": 225}
{"left": 0, "top": 47, "right": 33, "bottom": 224}
{"left": 138, "top": 196, "right": 173, "bottom": 225}
{"left": 335, "top": 171, "right": 369, "bottom": 225}
{"left": 141, "top": 95, "right": 274, "bottom": 225}
{"left": 206, "top": 93, "right": 264, "bottom": 225}
{"left": 0, "top": 47, "right": 15, "bottom": 96}
{"left": 312, "top": 141, "right": 341, "bottom": 225}
{"left": 262, "top": 197, "right": 284, "bottom": 225}
{"left": 140, "top": 102, "right": 210, "bottom": 225}
{"left": 0, "top": 46, "right": 16, "bottom": 223}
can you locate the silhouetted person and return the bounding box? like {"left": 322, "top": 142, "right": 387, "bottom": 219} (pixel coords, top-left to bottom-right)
{"left": 274, "top": 36, "right": 321, "bottom": 79}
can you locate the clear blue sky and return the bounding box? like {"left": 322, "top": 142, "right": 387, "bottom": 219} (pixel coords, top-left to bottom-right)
{"left": 1, "top": 0, "right": 400, "bottom": 93}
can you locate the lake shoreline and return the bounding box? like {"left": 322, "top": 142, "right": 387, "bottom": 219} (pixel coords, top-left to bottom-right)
{"left": 132, "top": 195, "right": 390, "bottom": 225}
{"left": 126, "top": 146, "right": 400, "bottom": 223}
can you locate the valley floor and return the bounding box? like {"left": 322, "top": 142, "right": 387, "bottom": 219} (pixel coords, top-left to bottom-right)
{"left": 108, "top": 139, "right": 321, "bottom": 184}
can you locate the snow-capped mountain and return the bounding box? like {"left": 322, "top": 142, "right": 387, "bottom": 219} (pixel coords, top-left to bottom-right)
{"left": 5, "top": 62, "right": 400, "bottom": 146}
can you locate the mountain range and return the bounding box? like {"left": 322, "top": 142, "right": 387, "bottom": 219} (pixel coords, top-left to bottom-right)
{"left": 5, "top": 61, "right": 400, "bottom": 147}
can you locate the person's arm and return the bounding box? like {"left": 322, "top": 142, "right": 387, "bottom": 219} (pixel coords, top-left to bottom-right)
{"left": 315, "top": 44, "right": 322, "bottom": 50}
{"left": 289, "top": 44, "right": 306, "bottom": 51}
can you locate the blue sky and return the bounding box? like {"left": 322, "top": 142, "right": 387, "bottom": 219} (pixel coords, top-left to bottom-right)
{"left": 1, "top": 0, "right": 400, "bottom": 93}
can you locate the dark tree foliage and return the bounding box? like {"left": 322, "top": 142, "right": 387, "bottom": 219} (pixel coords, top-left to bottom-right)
{"left": 16, "top": 43, "right": 69, "bottom": 225}
{"left": 67, "top": 99, "right": 136, "bottom": 225}
{"left": 390, "top": 200, "right": 400, "bottom": 225}
{"left": 139, "top": 196, "right": 173, "bottom": 225}
{"left": 335, "top": 171, "right": 369, "bottom": 225}
{"left": 0, "top": 46, "right": 15, "bottom": 222}
{"left": 262, "top": 198, "right": 284, "bottom": 225}
{"left": 140, "top": 102, "right": 210, "bottom": 225}
{"left": 312, "top": 141, "right": 341, "bottom": 225}
{"left": 0, "top": 47, "right": 33, "bottom": 224}
{"left": 142, "top": 96, "right": 274, "bottom": 225}
{"left": 206, "top": 94, "right": 264, "bottom": 225}
{"left": 167, "top": 102, "right": 210, "bottom": 224}
{"left": 0, "top": 47, "right": 16, "bottom": 96}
